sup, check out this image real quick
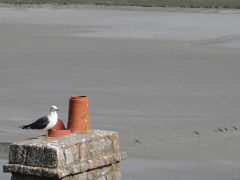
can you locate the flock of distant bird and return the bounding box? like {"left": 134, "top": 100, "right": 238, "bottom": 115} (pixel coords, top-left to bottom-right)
{"left": 193, "top": 125, "right": 240, "bottom": 137}
{"left": 214, "top": 126, "right": 239, "bottom": 133}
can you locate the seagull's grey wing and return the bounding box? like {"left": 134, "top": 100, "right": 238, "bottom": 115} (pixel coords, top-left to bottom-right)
{"left": 27, "top": 116, "right": 49, "bottom": 129}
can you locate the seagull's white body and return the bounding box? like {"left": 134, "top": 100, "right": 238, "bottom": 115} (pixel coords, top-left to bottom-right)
{"left": 44, "top": 109, "right": 58, "bottom": 130}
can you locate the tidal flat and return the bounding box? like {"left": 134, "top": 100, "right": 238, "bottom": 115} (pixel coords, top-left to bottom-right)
{"left": 0, "top": 6, "right": 240, "bottom": 179}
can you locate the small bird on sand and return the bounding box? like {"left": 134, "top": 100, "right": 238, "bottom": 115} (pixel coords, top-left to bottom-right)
{"left": 193, "top": 130, "right": 200, "bottom": 136}
{"left": 20, "top": 105, "right": 59, "bottom": 140}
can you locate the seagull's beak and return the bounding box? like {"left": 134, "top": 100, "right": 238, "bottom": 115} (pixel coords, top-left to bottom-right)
{"left": 56, "top": 109, "right": 59, "bottom": 111}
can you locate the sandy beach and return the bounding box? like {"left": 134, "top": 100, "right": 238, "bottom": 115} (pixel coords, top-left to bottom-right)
{"left": 1, "top": 5, "right": 240, "bottom": 179}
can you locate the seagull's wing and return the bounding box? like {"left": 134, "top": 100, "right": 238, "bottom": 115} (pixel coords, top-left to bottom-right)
{"left": 21, "top": 116, "right": 49, "bottom": 129}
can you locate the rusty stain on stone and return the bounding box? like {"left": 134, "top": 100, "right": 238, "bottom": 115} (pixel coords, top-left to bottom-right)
{"left": 108, "top": 133, "right": 119, "bottom": 141}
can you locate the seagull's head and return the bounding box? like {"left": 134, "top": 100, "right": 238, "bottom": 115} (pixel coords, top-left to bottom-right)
{"left": 50, "top": 105, "right": 59, "bottom": 112}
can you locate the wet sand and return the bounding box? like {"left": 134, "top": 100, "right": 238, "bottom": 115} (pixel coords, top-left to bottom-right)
{"left": 1, "top": 5, "right": 240, "bottom": 179}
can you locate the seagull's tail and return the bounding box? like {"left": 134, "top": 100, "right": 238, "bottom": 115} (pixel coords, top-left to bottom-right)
{"left": 19, "top": 125, "right": 30, "bottom": 129}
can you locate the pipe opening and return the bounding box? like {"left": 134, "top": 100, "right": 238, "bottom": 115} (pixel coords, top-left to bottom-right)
{"left": 71, "top": 95, "right": 87, "bottom": 99}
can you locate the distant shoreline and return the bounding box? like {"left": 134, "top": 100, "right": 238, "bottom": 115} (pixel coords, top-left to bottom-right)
{"left": 0, "top": 0, "right": 240, "bottom": 9}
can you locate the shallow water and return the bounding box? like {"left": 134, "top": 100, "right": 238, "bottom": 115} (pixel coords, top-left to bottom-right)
{"left": 1, "top": 5, "right": 240, "bottom": 179}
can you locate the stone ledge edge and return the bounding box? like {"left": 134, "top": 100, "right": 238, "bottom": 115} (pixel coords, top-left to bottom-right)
{"left": 3, "top": 151, "right": 127, "bottom": 178}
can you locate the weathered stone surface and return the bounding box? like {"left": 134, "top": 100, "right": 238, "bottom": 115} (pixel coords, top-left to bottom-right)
{"left": 3, "top": 129, "right": 126, "bottom": 179}
{"left": 10, "top": 163, "right": 121, "bottom": 180}
{"left": 9, "top": 144, "right": 58, "bottom": 168}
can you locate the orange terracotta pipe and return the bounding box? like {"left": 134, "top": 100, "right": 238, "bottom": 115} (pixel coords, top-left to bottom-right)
{"left": 67, "top": 96, "right": 90, "bottom": 133}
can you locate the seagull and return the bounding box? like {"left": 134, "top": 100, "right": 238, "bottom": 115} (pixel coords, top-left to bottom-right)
{"left": 20, "top": 105, "right": 59, "bottom": 140}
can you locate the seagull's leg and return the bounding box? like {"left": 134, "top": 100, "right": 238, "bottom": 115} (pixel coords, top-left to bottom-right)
{"left": 45, "top": 131, "right": 48, "bottom": 140}
{"left": 45, "top": 130, "right": 51, "bottom": 141}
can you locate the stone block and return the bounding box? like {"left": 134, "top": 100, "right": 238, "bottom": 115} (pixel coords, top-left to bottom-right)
{"left": 3, "top": 129, "right": 126, "bottom": 180}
